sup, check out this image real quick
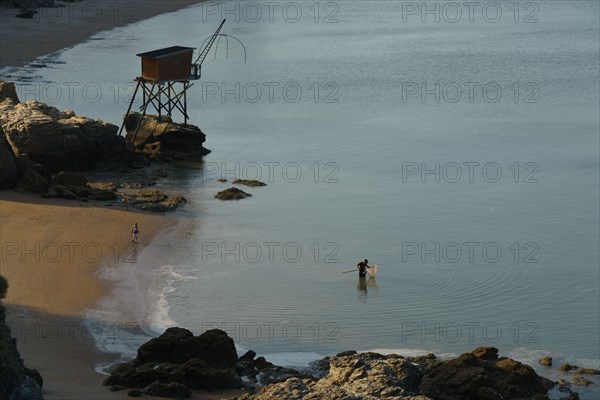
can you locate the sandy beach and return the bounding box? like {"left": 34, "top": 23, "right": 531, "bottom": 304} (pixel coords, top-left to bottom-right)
{"left": 0, "top": 192, "right": 241, "bottom": 399}
{"left": 0, "top": 0, "right": 207, "bottom": 68}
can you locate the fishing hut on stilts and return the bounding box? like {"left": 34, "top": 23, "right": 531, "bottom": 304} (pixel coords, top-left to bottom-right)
{"left": 119, "top": 19, "right": 227, "bottom": 143}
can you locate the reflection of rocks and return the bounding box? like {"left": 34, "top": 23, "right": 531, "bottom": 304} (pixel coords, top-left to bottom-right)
{"left": 124, "top": 113, "right": 210, "bottom": 161}
{"left": 216, "top": 187, "right": 252, "bottom": 200}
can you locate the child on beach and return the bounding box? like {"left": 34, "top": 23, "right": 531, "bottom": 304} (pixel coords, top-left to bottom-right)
{"left": 132, "top": 222, "right": 139, "bottom": 243}
{"left": 122, "top": 194, "right": 129, "bottom": 211}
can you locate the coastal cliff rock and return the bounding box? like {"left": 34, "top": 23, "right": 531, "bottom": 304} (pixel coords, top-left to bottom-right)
{"left": 233, "top": 347, "right": 556, "bottom": 400}
{"left": 0, "top": 100, "right": 119, "bottom": 170}
{"left": 0, "top": 275, "right": 43, "bottom": 400}
{"left": 0, "top": 81, "right": 19, "bottom": 104}
{"left": 104, "top": 328, "right": 241, "bottom": 397}
{"left": 124, "top": 113, "right": 209, "bottom": 160}
{"left": 234, "top": 352, "right": 430, "bottom": 400}
{"left": 418, "top": 347, "right": 554, "bottom": 400}
{"left": 0, "top": 131, "right": 18, "bottom": 189}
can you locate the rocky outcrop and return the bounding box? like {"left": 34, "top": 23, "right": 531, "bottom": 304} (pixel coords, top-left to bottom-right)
{"left": 233, "top": 347, "right": 557, "bottom": 400}
{"left": 0, "top": 132, "right": 18, "bottom": 189}
{"left": 418, "top": 347, "right": 554, "bottom": 400}
{"left": 0, "top": 275, "right": 43, "bottom": 400}
{"left": 0, "top": 100, "right": 119, "bottom": 171}
{"left": 126, "top": 189, "right": 187, "bottom": 212}
{"left": 103, "top": 328, "right": 241, "bottom": 397}
{"left": 539, "top": 356, "right": 553, "bottom": 366}
{"left": 236, "top": 350, "right": 308, "bottom": 387}
{"left": 0, "top": 81, "right": 19, "bottom": 104}
{"left": 216, "top": 187, "right": 252, "bottom": 200}
{"left": 124, "top": 113, "right": 209, "bottom": 160}
{"left": 233, "top": 179, "right": 267, "bottom": 187}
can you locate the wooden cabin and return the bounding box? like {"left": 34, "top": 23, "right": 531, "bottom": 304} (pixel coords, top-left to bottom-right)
{"left": 136, "top": 46, "right": 195, "bottom": 83}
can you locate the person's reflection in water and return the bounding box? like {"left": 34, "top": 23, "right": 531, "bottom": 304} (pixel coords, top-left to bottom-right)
{"left": 358, "top": 276, "right": 368, "bottom": 292}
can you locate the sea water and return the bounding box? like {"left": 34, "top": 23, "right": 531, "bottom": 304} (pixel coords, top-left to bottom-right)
{"left": 2, "top": 0, "right": 599, "bottom": 397}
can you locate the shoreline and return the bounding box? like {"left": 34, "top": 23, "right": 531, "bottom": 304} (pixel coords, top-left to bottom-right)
{"left": 0, "top": 0, "right": 209, "bottom": 69}
{"left": 0, "top": 191, "right": 183, "bottom": 398}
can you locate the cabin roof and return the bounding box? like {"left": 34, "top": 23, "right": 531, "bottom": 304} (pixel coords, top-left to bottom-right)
{"left": 136, "top": 46, "right": 196, "bottom": 59}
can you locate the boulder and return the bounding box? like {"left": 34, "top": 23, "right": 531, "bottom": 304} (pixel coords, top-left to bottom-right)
{"left": 559, "top": 363, "right": 577, "bottom": 372}
{"left": 418, "top": 348, "right": 554, "bottom": 400}
{"left": 124, "top": 113, "right": 209, "bottom": 159}
{"left": 103, "top": 329, "right": 242, "bottom": 396}
{"left": 0, "top": 132, "right": 18, "bottom": 189}
{"left": 538, "top": 356, "right": 552, "bottom": 366}
{"left": 87, "top": 190, "right": 118, "bottom": 201}
{"left": 137, "top": 328, "right": 238, "bottom": 368}
{"left": 233, "top": 179, "right": 267, "bottom": 187}
{"left": 0, "top": 81, "right": 19, "bottom": 103}
{"left": 215, "top": 187, "right": 252, "bottom": 200}
{"left": 0, "top": 100, "right": 119, "bottom": 170}
{"left": 53, "top": 171, "right": 88, "bottom": 186}
{"left": 576, "top": 367, "right": 600, "bottom": 375}
{"left": 570, "top": 376, "right": 592, "bottom": 387}
{"left": 16, "top": 169, "right": 48, "bottom": 193}
{"left": 144, "top": 381, "right": 191, "bottom": 398}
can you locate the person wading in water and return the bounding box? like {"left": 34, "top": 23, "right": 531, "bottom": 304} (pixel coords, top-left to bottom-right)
{"left": 356, "top": 259, "right": 369, "bottom": 278}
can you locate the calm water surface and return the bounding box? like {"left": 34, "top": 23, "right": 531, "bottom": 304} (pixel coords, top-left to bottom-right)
{"left": 2, "top": 0, "right": 598, "bottom": 395}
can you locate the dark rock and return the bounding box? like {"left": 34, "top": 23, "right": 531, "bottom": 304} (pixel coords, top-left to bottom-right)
{"left": 559, "top": 363, "right": 577, "bottom": 371}
{"left": 144, "top": 381, "right": 191, "bottom": 398}
{"left": 15, "top": 9, "right": 37, "bottom": 18}
{"left": 218, "top": 178, "right": 228, "bottom": 183}
{"left": 23, "top": 367, "right": 43, "bottom": 387}
{"left": 16, "top": 169, "right": 48, "bottom": 193}
{"left": 576, "top": 367, "right": 600, "bottom": 375}
{"left": 0, "top": 81, "right": 20, "bottom": 103}
{"left": 109, "top": 385, "right": 126, "bottom": 392}
{"left": 127, "top": 388, "right": 142, "bottom": 397}
{"left": 0, "top": 132, "right": 18, "bottom": 189}
{"left": 232, "top": 179, "right": 267, "bottom": 187}
{"left": 471, "top": 346, "right": 499, "bottom": 360}
{"left": 240, "top": 350, "right": 256, "bottom": 361}
{"left": 539, "top": 356, "right": 553, "bottom": 366}
{"left": 53, "top": 170, "right": 88, "bottom": 186}
{"left": 124, "top": 113, "right": 209, "bottom": 160}
{"left": 559, "top": 393, "right": 579, "bottom": 400}
{"left": 570, "top": 375, "right": 592, "bottom": 386}
{"left": 419, "top": 349, "right": 553, "bottom": 400}
{"left": 87, "top": 189, "right": 118, "bottom": 201}
{"left": 169, "top": 358, "right": 241, "bottom": 390}
{"left": 215, "top": 187, "right": 252, "bottom": 200}
{"left": 335, "top": 350, "right": 357, "bottom": 357}
{"left": 137, "top": 328, "right": 238, "bottom": 368}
